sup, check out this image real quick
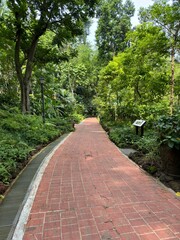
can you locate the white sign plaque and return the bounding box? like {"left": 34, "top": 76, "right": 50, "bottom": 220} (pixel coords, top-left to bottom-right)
{"left": 133, "top": 120, "right": 146, "bottom": 127}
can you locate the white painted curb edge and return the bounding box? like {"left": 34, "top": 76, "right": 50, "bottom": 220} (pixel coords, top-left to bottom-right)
{"left": 11, "top": 132, "right": 72, "bottom": 240}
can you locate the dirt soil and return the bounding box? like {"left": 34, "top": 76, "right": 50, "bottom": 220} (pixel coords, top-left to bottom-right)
{"left": 129, "top": 151, "right": 180, "bottom": 193}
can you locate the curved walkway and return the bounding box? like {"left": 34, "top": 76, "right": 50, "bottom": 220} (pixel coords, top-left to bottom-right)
{"left": 13, "top": 118, "right": 180, "bottom": 240}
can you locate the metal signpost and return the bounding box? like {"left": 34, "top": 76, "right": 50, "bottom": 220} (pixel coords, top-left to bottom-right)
{"left": 133, "top": 120, "right": 146, "bottom": 136}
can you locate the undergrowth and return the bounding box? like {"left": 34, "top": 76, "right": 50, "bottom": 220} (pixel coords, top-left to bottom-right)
{"left": 101, "top": 119, "right": 159, "bottom": 165}
{"left": 0, "top": 109, "right": 74, "bottom": 188}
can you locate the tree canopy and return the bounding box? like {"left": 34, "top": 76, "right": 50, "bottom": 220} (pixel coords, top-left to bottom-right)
{"left": 1, "top": 0, "right": 99, "bottom": 113}
{"left": 0, "top": 0, "right": 179, "bottom": 120}
{"left": 95, "top": 0, "right": 135, "bottom": 64}
{"left": 139, "top": 0, "right": 180, "bottom": 114}
{"left": 94, "top": 22, "right": 171, "bottom": 121}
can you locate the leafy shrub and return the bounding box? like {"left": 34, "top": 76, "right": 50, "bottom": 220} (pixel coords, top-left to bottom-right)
{"left": 104, "top": 120, "right": 159, "bottom": 158}
{"left": 0, "top": 140, "right": 31, "bottom": 163}
{"left": 71, "top": 113, "right": 84, "bottom": 123}
{"left": 0, "top": 109, "right": 73, "bottom": 186}
{"left": 109, "top": 126, "right": 139, "bottom": 148}
{"left": 156, "top": 112, "right": 180, "bottom": 149}
{"left": 0, "top": 164, "right": 11, "bottom": 185}
{"left": 49, "top": 117, "right": 75, "bottom": 133}
{"left": 135, "top": 132, "right": 158, "bottom": 154}
{"left": 147, "top": 165, "right": 157, "bottom": 174}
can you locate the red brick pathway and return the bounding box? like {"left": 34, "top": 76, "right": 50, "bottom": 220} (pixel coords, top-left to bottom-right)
{"left": 22, "top": 118, "right": 180, "bottom": 240}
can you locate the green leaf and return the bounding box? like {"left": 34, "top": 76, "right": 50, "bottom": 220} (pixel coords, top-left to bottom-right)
{"left": 167, "top": 141, "right": 174, "bottom": 148}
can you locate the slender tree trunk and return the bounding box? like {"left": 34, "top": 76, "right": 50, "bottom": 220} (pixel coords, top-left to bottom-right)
{"left": 13, "top": 10, "right": 47, "bottom": 113}
{"left": 134, "top": 79, "right": 141, "bottom": 102}
{"left": 14, "top": 26, "right": 34, "bottom": 113}
{"left": 116, "top": 92, "right": 119, "bottom": 119}
{"left": 170, "top": 46, "right": 175, "bottom": 115}
{"left": 14, "top": 27, "right": 26, "bottom": 113}
{"left": 20, "top": 83, "right": 26, "bottom": 113}
{"left": 15, "top": 36, "right": 39, "bottom": 113}
{"left": 23, "top": 38, "right": 39, "bottom": 113}
{"left": 23, "top": 81, "right": 31, "bottom": 113}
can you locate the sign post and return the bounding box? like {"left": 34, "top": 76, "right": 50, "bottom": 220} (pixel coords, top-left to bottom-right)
{"left": 133, "top": 120, "right": 146, "bottom": 137}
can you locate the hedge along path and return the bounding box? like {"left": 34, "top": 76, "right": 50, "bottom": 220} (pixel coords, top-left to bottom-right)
{"left": 12, "top": 118, "right": 180, "bottom": 240}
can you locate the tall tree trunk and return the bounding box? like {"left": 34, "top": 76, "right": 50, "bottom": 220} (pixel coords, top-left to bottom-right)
{"left": 20, "top": 82, "right": 26, "bottom": 113}
{"left": 14, "top": 11, "right": 46, "bottom": 113}
{"left": 15, "top": 37, "right": 39, "bottom": 113}
{"left": 14, "top": 25, "right": 35, "bottom": 113}
{"left": 22, "top": 81, "right": 31, "bottom": 113}
{"left": 14, "top": 27, "right": 26, "bottom": 113}
{"left": 22, "top": 37, "right": 39, "bottom": 113}
{"left": 170, "top": 46, "right": 175, "bottom": 115}
{"left": 134, "top": 79, "right": 141, "bottom": 102}
{"left": 13, "top": 9, "right": 48, "bottom": 113}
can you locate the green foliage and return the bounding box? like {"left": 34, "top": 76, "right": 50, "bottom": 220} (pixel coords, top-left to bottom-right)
{"left": 109, "top": 125, "right": 139, "bottom": 148}
{"left": 50, "top": 117, "right": 75, "bottom": 133}
{"left": 0, "top": 132, "right": 31, "bottom": 184}
{"left": 134, "top": 133, "right": 158, "bottom": 154}
{"left": 0, "top": 139, "right": 31, "bottom": 163}
{"left": 71, "top": 113, "right": 84, "bottom": 123}
{"left": 109, "top": 124, "right": 158, "bottom": 154}
{"left": 104, "top": 120, "right": 159, "bottom": 158}
{"left": 96, "top": 0, "right": 135, "bottom": 63}
{"left": 139, "top": 0, "right": 180, "bottom": 114}
{"left": 1, "top": 0, "right": 99, "bottom": 113}
{"left": 95, "top": 22, "right": 173, "bottom": 123}
{"left": 59, "top": 44, "right": 99, "bottom": 116}
{"left": 0, "top": 164, "right": 11, "bottom": 185}
{"left": 0, "top": 109, "right": 73, "bottom": 185}
{"left": 0, "top": 19, "right": 18, "bottom": 108}
{"left": 156, "top": 111, "right": 180, "bottom": 150}
{"left": 147, "top": 165, "right": 157, "bottom": 175}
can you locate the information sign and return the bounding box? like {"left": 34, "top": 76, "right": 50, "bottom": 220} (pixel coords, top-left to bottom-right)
{"left": 133, "top": 120, "right": 146, "bottom": 127}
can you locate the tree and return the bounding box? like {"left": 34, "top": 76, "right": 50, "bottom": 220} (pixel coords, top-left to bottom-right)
{"left": 59, "top": 44, "right": 99, "bottom": 116}
{"left": 95, "top": 0, "right": 135, "bottom": 64}
{"left": 139, "top": 0, "right": 180, "bottom": 114}
{"left": 1, "top": 0, "right": 99, "bottom": 113}
{"left": 95, "top": 23, "right": 170, "bottom": 121}
{"left": 125, "top": 23, "right": 169, "bottom": 102}
{"left": 0, "top": 20, "right": 18, "bottom": 107}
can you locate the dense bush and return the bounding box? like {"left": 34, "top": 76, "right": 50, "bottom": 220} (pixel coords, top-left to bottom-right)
{"left": 109, "top": 126, "right": 139, "bottom": 148}
{"left": 154, "top": 111, "right": 180, "bottom": 177}
{"left": 135, "top": 133, "right": 159, "bottom": 154}
{"left": 101, "top": 119, "right": 160, "bottom": 173}
{"left": 0, "top": 109, "right": 74, "bottom": 186}
{"left": 108, "top": 124, "right": 158, "bottom": 154}
{"left": 156, "top": 111, "right": 180, "bottom": 150}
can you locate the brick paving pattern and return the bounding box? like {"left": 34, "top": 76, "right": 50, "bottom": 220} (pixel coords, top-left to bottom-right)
{"left": 22, "top": 118, "right": 180, "bottom": 240}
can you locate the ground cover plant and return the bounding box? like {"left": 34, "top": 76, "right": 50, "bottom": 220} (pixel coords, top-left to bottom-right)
{"left": 0, "top": 108, "right": 74, "bottom": 195}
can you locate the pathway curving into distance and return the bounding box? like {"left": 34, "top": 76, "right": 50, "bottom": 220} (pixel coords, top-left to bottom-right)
{"left": 13, "top": 118, "right": 180, "bottom": 240}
